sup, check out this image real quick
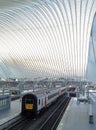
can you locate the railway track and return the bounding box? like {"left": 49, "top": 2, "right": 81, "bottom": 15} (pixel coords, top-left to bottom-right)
{"left": 38, "top": 96, "right": 70, "bottom": 130}
{"left": 1, "top": 115, "right": 30, "bottom": 130}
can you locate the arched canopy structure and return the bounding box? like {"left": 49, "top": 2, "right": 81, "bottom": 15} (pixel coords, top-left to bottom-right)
{"left": 0, "top": 0, "right": 96, "bottom": 81}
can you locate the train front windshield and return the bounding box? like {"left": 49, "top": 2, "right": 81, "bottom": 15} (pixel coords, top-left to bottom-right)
{"left": 25, "top": 99, "right": 34, "bottom": 104}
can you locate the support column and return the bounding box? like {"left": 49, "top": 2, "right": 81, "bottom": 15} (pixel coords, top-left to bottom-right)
{"left": 89, "top": 100, "right": 94, "bottom": 124}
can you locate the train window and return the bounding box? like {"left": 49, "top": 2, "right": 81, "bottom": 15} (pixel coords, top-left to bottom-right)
{"left": 61, "top": 89, "right": 65, "bottom": 92}
{"left": 38, "top": 99, "right": 40, "bottom": 105}
{"left": 48, "top": 92, "right": 58, "bottom": 99}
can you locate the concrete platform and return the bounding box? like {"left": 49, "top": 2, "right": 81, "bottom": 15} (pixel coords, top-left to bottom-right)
{"left": 57, "top": 98, "right": 96, "bottom": 130}
{"left": 0, "top": 99, "right": 21, "bottom": 125}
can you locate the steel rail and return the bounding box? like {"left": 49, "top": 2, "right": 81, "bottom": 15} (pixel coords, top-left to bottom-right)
{"left": 1, "top": 116, "right": 28, "bottom": 130}
{"left": 38, "top": 96, "right": 70, "bottom": 130}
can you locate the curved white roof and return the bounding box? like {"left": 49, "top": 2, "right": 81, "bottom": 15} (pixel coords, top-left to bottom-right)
{"left": 0, "top": 0, "right": 96, "bottom": 81}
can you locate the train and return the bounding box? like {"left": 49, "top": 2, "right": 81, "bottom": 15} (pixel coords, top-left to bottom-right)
{"left": 21, "top": 86, "right": 71, "bottom": 115}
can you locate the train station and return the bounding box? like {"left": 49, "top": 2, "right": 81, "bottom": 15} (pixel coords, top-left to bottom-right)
{"left": 0, "top": 0, "right": 96, "bottom": 130}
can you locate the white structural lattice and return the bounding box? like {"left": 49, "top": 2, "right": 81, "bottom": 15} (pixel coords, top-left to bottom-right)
{"left": 0, "top": 0, "right": 96, "bottom": 80}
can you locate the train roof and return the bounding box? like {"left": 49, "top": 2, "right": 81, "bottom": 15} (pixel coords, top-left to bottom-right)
{"left": 21, "top": 86, "right": 66, "bottom": 97}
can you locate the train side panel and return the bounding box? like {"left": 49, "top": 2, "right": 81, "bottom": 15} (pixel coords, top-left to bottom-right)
{"left": 21, "top": 87, "right": 67, "bottom": 115}
{"left": 37, "top": 95, "right": 46, "bottom": 111}
{"left": 46, "top": 90, "right": 59, "bottom": 106}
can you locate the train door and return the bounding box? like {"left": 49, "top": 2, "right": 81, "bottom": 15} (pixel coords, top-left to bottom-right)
{"left": 37, "top": 97, "right": 42, "bottom": 111}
